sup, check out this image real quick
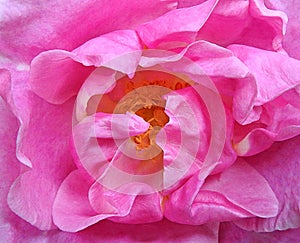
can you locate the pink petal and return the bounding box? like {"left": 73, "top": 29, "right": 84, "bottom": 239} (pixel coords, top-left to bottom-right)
{"left": 228, "top": 44, "right": 300, "bottom": 124}
{"left": 234, "top": 135, "right": 300, "bottom": 232}
{"left": 177, "top": 0, "right": 208, "bottom": 8}
{"left": 89, "top": 182, "right": 163, "bottom": 224}
{"left": 198, "top": 0, "right": 287, "bottom": 51}
{"left": 29, "top": 30, "right": 143, "bottom": 104}
{"left": 0, "top": 97, "right": 21, "bottom": 240}
{"left": 164, "top": 159, "right": 278, "bottom": 224}
{"left": 0, "top": 69, "right": 11, "bottom": 102}
{"left": 72, "top": 30, "right": 143, "bottom": 70}
{"left": 219, "top": 222, "right": 300, "bottom": 243}
{"left": 50, "top": 220, "right": 219, "bottom": 242}
{"left": 0, "top": 86, "right": 46, "bottom": 241}
{"left": 0, "top": 0, "right": 177, "bottom": 62}
{"left": 265, "top": 0, "right": 300, "bottom": 59}
{"left": 29, "top": 50, "right": 94, "bottom": 105}
{"left": 53, "top": 170, "right": 114, "bottom": 232}
{"left": 71, "top": 112, "right": 149, "bottom": 179}
{"left": 234, "top": 89, "right": 300, "bottom": 156}
{"left": 137, "top": 0, "right": 218, "bottom": 48}
{"left": 182, "top": 41, "right": 249, "bottom": 78}
{"left": 7, "top": 93, "right": 76, "bottom": 230}
{"left": 53, "top": 170, "right": 161, "bottom": 231}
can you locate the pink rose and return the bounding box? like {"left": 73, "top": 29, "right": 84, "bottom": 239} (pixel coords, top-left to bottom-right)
{"left": 1, "top": 0, "right": 300, "bottom": 242}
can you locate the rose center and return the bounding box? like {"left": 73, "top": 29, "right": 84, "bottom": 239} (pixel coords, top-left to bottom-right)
{"left": 133, "top": 106, "right": 169, "bottom": 150}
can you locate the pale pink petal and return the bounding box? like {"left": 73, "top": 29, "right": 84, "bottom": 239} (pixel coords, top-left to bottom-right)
{"left": 219, "top": 222, "right": 300, "bottom": 243}
{"left": 0, "top": 0, "right": 177, "bottom": 62}
{"left": 228, "top": 44, "right": 300, "bottom": 124}
{"left": 164, "top": 159, "right": 278, "bottom": 224}
{"left": 29, "top": 30, "right": 142, "bottom": 104}
{"left": 156, "top": 86, "right": 236, "bottom": 191}
{"left": 198, "top": 0, "right": 287, "bottom": 51}
{"left": 7, "top": 93, "right": 76, "bottom": 230}
{"left": 234, "top": 135, "right": 300, "bottom": 232}
{"left": 157, "top": 87, "right": 209, "bottom": 192}
{"left": 71, "top": 112, "right": 149, "bottom": 179}
{"left": 265, "top": 0, "right": 300, "bottom": 59}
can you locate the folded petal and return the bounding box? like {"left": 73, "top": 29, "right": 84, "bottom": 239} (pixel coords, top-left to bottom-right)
{"left": 89, "top": 182, "right": 163, "bottom": 224}
{"left": 234, "top": 135, "right": 300, "bottom": 232}
{"left": 29, "top": 30, "right": 143, "bottom": 104}
{"left": 265, "top": 0, "right": 300, "bottom": 59}
{"left": 198, "top": 0, "right": 287, "bottom": 51}
{"left": 7, "top": 94, "right": 76, "bottom": 230}
{"left": 72, "top": 112, "right": 149, "bottom": 179}
{"left": 137, "top": 0, "right": 218, "bottom": 48}
{"left": 0, "top": 97, "right": 21, "bottom": 240}
{"left": 138, "top": 0, "right": 286, "bottom": 51}
{"left": 228, "top": 44, "right": 300, "bottom": 124}
{"left": 164, "top": 159, "right": 278, "bottom": 224}
{"left": 158, "top": 87, "right": 209, "bottom": 190}
{"left": 53, "top": 170, "right": 114, "bottom": 232}
{"left": 182, "top": 41, "right": 249, "bottom": 78}
{"left": 234, "top": 89, "right": 300, "bottom": 156}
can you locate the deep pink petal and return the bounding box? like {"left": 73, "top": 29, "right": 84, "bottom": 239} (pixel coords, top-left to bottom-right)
{"left": 164, "top": 159, "right": 278, "bottom": 224}
{"left": 48, "top": 220, "right": 219, "bottom": 243}
{"left": 219, "top": 222, "right": 300, "bottom": 243}
{"left": 0, "top": 0, "right": 177, "bottom": 62}
{"left": 265, "top": 0, "right": 300, "bottom": 59}
{"left": 234, "top": 135, "right": 300, "bottom": 232}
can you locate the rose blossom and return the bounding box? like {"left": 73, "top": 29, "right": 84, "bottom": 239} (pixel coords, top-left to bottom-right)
{"left": 1, "top": 0, "right": 300, "bottom": 242}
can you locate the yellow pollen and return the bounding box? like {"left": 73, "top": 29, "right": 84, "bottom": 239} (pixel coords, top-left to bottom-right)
{"left": 132, "top": 106, "right": 169, "bottom": 150}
